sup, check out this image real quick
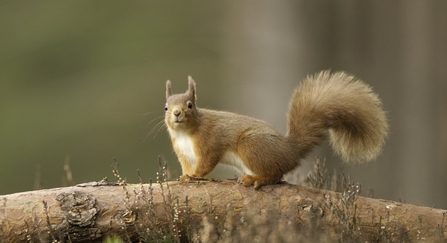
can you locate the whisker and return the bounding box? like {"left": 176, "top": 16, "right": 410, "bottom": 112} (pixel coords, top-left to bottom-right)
{"left": 151, "top": 121, "right": 167, "bottom": 139}
{"left": 144, "top": 118, "right": 166, "bottom": 142}
{"left": 149, "top": 119, "right": 164, "bottom": 134}
{"left": 145, "top": 115, "right": 165, "bottom": 129}
{"left": 140, "top": 111, "right": 161, "bottom": 117}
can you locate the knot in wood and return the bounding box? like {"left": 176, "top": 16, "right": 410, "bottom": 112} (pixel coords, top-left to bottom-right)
{"left": 56, "top": 191, "right": 98, "bottom": 227}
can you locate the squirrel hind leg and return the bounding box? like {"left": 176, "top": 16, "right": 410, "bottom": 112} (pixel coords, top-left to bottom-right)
{"left": 238, "top": 174, "right": 282, "bottom": 190}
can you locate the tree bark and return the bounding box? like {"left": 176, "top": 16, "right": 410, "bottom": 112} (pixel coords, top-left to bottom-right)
{"left": 1, "top": 180, "right": 446, "bottom": 242}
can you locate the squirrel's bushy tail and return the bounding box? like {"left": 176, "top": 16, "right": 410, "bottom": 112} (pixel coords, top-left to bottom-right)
{"left": 287, "top": 71, "right": 388, "bottom": 163}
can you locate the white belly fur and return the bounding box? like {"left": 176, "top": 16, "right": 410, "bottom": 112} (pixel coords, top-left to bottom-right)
{"left": 219, "top": 151, "right": 257, "bottom": 176}
{"left": 173, "top": 131, "right": 196, "bottom": 166}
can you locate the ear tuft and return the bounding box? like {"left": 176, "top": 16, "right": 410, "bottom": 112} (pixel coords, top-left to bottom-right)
{"left": 187, "top": 76, "right": 197, "bottom": 101}
{"left": 166, "top": 80, "right": 172, "bottom": 100}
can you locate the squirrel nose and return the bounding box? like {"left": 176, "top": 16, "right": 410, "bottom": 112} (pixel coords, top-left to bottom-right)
{"left": 173, "top": 109, "right": 181, "bottom": 117}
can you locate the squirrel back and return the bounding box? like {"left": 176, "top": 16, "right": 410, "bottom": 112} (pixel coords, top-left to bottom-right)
{"left": 165, "top": 71, "right": 388, "bottom": 189}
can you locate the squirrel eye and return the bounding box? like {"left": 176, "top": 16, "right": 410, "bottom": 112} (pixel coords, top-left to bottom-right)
{"left": 164, "top": 105, "right": 168, "bottom": 111}
{"left": 187, "top": 101, "right": 193, "bottom": 109}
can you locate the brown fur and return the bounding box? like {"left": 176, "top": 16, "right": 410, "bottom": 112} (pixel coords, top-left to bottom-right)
{"left": 165, "top": 72, "right": 388, "bottom": 189}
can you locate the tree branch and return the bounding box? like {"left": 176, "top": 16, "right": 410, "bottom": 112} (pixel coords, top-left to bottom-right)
{"left": 1, "top": 180, "right": 446, "bottom": 242}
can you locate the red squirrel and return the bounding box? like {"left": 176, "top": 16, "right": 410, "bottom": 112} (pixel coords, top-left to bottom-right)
{"left": 164, "top": 71, "right": 388, "bottom": 189}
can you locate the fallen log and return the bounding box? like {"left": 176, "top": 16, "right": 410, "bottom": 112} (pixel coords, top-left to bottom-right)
{"left": 0, "top": 179, "right": 446, "bottom": 242}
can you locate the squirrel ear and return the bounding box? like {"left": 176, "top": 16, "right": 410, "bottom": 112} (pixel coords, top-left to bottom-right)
{"left": 187, "top": 76, "right": 197, "bottom": 101}
{"left": 166, "top": 80, "right": 172, "bottom": 100}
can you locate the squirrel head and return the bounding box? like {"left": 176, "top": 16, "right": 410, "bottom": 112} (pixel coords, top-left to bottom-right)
{"left": 165, "top": 76, "right": 199, "bottom": 131}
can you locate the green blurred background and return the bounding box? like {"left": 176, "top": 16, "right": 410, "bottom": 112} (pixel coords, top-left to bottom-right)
{"left": 1, "top": 1, "right": 446, "bottom": 208}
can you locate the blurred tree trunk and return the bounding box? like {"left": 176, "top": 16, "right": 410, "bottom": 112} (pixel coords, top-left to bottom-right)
{"left": 1, "top": 182, "right": 446, "bottom": 242}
